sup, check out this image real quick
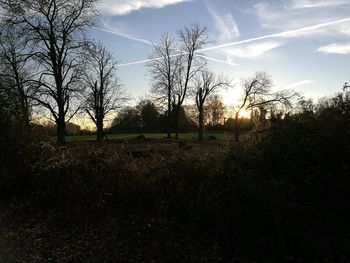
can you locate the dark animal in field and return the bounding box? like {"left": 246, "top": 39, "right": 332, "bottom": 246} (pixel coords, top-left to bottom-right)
{"left": 136, "top": 135, "right": 146, "bottom": 140}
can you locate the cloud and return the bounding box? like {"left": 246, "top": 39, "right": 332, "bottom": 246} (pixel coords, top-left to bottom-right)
{"left": 254, "top": 0, "right": 350, "bottom": 36}
{"left": 286, "top": 80, "right": 315, "bottom": 89}
{"left": 197, "top": 55, "right": 238, "bottom": 66}
{"left": 222, "top": 41, "right": 282, "bottom": 59}
{"left": 316, "top": 43, "right": 350, "bottom": 54}
{"left": 98, "top": 0, "right": 190, "bottom": 16}
{"left": 289, "top": 0, "right": 347, "bottom": 9}
{"left": 340, "top": 25, "right": 350, "bottom": 36}
{"left": 207, "top": 6, "right": 240, "bottom": 43}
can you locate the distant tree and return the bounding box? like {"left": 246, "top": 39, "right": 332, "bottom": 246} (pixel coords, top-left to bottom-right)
{"left": 297, "top": 98, "right": 315, "bottom": 114}
{"left": 207, "top": 95, "right": 226, "bottom": 127}
{"left": 234, "top": 72, "right": 298, "bottom": 142}
{"left": 183, "top": 105, "right": 198, "bottom": 126}
{"left": 0, "top": 0, "right": 98, "bottom": 144}
{"left": 148, "top": 33, "right": 179, "bottom": 138}
{"left": 40, "top": 121, "right": 57, "bottom": 136}
{"left": 110, "top": 107, "right": 141, "bottom": 133}
{"left": 173, "top": 23, "right": 208, "bottom": 139}
{"left": 176, "top": 106, "right": 197, "bottom": 132}
{"left": 192, "top": 69, "right": 230, "bottom": 140}
{"left": 82, "top": 42, "right": 126, "bottom": 142}
{"left": 137, "top": 100, "right": 160, "bottom": 132}
{"left": 66, "top": 122, "right": 81, "bottom": 135}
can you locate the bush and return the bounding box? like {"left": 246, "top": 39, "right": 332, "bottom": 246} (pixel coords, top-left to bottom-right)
{"left": 223, "top": 92, "right": 350, "bottom": 261}
{"left": 0, "top": 108, "right": 47, "bottom": 198}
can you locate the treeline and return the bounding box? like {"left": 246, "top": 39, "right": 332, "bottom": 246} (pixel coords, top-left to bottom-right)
{"left": 109, "top": 97, "right": 254, "bottom": 134}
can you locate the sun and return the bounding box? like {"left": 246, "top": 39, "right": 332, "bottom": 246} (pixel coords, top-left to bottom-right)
{"left": 219, "top": 88, "right": 251, "bottom": 118}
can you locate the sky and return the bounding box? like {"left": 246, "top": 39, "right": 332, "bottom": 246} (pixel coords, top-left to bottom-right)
{"left": 89, "top": 0, "right": 350, "bottom": 107}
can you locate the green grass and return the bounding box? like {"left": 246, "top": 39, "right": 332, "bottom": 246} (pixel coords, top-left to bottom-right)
{"left": 51, "top": 132, "right": 237, "bottom": 143}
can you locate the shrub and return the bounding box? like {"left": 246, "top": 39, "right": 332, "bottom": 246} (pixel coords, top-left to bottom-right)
{"left": 223, "top": 92, "right": 350, "bottom": 261}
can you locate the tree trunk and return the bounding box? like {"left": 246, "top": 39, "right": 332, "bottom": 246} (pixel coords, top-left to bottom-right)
{"left": 96, "top": 118, "right": 104, "bottom": 143}
{"left": 56, "top": 116, "right": 66, "bottom": 145}
{"left": 174, "top": 108, "right": 179, "bottom": 140}
{"left": 167, "top": 91, "right": 172, "bottom": 138}
{"left": 234, "top": 113, "right": 240, "bottom": 142}
{"left": 198, "top": 106, "right": 204, "bottom": 141}
{"left": 20, "top": 97, "right": 30, "bottom": 127}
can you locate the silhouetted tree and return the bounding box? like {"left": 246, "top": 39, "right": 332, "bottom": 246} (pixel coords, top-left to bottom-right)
{"left": 148, "top": 33, "right": 179, "bottom": 138}
{"left": 66, "top": 122, "right": 81, "bottom": 135}
{"left": 173, "top": 23, "right": 208, "bottom": 139}
{"left": 0, "top": 22, "right": 33, "bottom": 127}
{"left": 110, "top": 107, "right": 141, "bottom": 133}
{"left": 137, "top": 100, "right": 160, "bottom": 132}
{"left": 82, "top": 42, "right": 126, "bottom": 142}
{"left": 1, "top": 0, "right": 98, "bottom": 144}
{"left": 192, "top": 69, "right": 230, "bottom": 140}
{"left": 234, "top": 72, "right": 298, "bottom": 142}
{"left": 207, "top": 95, "right": 226, "bottom": 127}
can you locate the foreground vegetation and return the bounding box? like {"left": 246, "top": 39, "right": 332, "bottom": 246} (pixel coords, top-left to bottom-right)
{"left": 1, "top": 91, "right": 349, "bottom": 262}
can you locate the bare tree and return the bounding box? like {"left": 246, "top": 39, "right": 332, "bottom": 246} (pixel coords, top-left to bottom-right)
{"left": 207, "top": 95, "right": 226, "bottom": 126}
{"left": 193, "top": 69, "right": 230, "bottom": 140}
{"left": 82, "top": 42, "right": 126, "bottom": 142}
{"left": 234, "top": 72, "right": 298, "bottom": 142}
{"left": 173, "top": 23, "right": 208, "bottom": 139}
{"left": 148, "top": 33, "right": 179, "bottom": 138}
{"left": 0, "top": 0, "right": 98, "bottom": 144}
{"left": 0, "top": 23, "right": 33, "bottom": 127}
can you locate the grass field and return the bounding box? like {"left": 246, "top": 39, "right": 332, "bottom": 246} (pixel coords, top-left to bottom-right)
{"left": 53, "top": 132, "right": 238, "bottom": 143}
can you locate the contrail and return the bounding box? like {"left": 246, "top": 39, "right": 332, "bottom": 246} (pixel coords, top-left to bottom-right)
{"left": 95, "top": 25, "right": 239, "bottom": 67}
{"left": 286, "top": 80, "right": 315, "bottom": 89}
{"left": 119, "top": 58, "right": 157, "bottom": 67}
{"left": 93, "top": 27, "right": 154, "bottom": 45}
{"left": 199, "top": 17, "right": 350, "bottom": 52}
{"left": 197, "top": 55, "right": 238, "bottom": 66}
{"left": 116, "top": 17, "right": 350, "bottom": 67}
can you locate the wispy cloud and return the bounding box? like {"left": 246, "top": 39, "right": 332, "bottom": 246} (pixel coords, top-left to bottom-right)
{"left": 254, "top": 0, "right": 350, "bottom": 35}
{"left": 316, "top": 43, "right": 350, "bottom": 54}
{"left": 222, "top": 41, "right": 282, "bottom": 59}
{"left": 98, "top": 0, "right": 190, "bottom": 16}
{"left": 289, "top": 0, "right": 347, "bottom": 9}
{"left": 286, "top": 80, "right": 315, "bottom": 89}
{"left": 207, "top": 5, "right": 280, "bottom": 64}
{"left": 207, "top": 5, "right": 240, "bottom": 43}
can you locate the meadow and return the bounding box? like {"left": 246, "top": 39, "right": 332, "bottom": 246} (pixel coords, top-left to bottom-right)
{"left": 57, "top": 131, "right": 237, "bottom": 143}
